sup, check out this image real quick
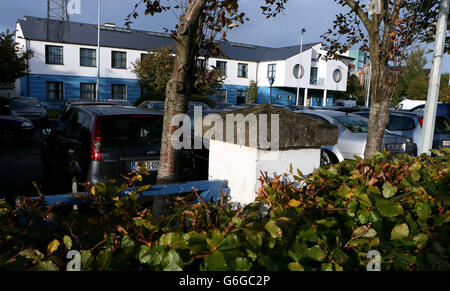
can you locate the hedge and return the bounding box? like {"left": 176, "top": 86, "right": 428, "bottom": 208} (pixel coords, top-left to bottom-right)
{"left": 0, "top": 148, "right": 449, "bottom": 271}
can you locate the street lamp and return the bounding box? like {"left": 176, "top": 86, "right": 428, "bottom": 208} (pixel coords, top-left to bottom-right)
{"left": 268, "top": 76, "right": 275, "bottom": 104}
{"left": 296, "top": 28, "right": 306, "bottom": 106}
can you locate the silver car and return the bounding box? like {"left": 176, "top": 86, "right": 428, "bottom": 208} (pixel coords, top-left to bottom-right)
{"left": 354, "top": 111, "right": 450, "bottom": 156}
{"left": 138, "top": 100, "right": 165, "bottom": 111}
{"left": 295, "top": 110, "right": 414, "bottom": 164}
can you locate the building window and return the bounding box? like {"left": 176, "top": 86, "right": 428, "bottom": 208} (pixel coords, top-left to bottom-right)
{"left": 293, "top": 64, "right": 304, "bottom": 79}
{"left": 46, "top": 82, "right": 64, "bottom": 100}
{"left": 216, "top": 61, "right": 227, "bottom": 76}
{"left": 112, "top": 84, "right": 126, "bottom": 100}
{"left": 333, "top": 69, "right": 342, "bottom": 83}
{"left": 216, "top": 89, "right": 227, "bottom": 102}
{"left": 141, "top": 53, "right": 148, "bottom": 62}
{"left": 45, "top": 45, "right": 63, "bottom": 65}
{"left": 80, "top": 48, "right": 96, "bottom": 67}
{"left": 197, "top": 58, "right": 206, "bottom": 69}
{"left": 236, "top": 90, "right": 247, "bottom": 105}
{"left": 310, "top": 67, "right": 318, "bottom": 84}
{"left": 268, "top": 64, "right": 276, "bottom": 79}
{"left": 238, "top": 63, "right": 248, "bottom": 78}
{"left": 80, "top": 83, "right": 96, "bottom": 100}
{"left": 112, "top": 51, "right": 127, "bottom": 69}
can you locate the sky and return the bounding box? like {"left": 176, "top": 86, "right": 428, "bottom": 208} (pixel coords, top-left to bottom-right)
{"left": 0, "top": 0, "right": 448, "bottom": 73}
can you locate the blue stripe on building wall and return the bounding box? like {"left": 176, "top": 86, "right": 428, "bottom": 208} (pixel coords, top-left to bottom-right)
{"left": 20, "top": 74, "right": 141, "bottom": 109}
{"left": 209, "top": 84, "right": 334, "bottom": 106}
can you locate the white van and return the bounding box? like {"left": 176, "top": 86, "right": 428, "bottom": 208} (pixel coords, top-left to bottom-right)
{"left": 395, "top": 99, "right": 426, "bottom": 110}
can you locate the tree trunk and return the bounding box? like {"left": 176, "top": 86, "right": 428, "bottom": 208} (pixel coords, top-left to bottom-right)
{"left": 363, "top": 32, "right": 395, "bottom": 159}
{"left": 152, "top": 0, "right": 206, "bottom": 218}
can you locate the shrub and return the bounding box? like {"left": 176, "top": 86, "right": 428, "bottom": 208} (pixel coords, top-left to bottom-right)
{"left": 0, "top": 149, "right": 448, "bottom": 271}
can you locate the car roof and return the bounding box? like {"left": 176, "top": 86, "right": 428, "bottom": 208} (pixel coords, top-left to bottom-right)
{"left": 300, "top": 109, "right": 363, "bottom": 118}
{"left": 73, "top": 105, "right": 164, "bottom": 117}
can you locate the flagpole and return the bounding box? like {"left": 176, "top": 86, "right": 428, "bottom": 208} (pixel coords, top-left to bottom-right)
{"left": 96, "top": 0, "right": 101, "bottom": 100}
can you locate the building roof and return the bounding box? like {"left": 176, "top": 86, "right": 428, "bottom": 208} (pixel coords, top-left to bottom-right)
{"left": 18, "top": 16, "right": 322, "bottom": 62}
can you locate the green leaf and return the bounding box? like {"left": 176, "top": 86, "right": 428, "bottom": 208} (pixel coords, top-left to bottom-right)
{"left": 337, "top": 184, "right": 352, "bottom": 197}
{"left": 309, "top": 245, "right": 326, "bottom": 262}
{"left": 357, "top": 193, "right": 372, "bottom": 207}
{"left": 234, "top": 257, "right": 253, "bottom": 271}
{"left": 382, "top": 182, "right": 397, "bottom": 198}
{"left": 19, "top": 249, "right": 44, "bottom": 264}
{"left": 331, "top": 249, "right": 349, "bottom": 264}
{"left": 288, "top": 242, "right": 309, "bottom": 262}
{"left": 391, "top": 223, "right": 410, "bottom": 240}
{"left": 47, "top": 239, "right": 60, "bottom": 255}
{"left": 63, "top": 236, "right": 72, "bottom": 250}
{"left": 434, "top": 211, "right": 450, "bottom": 226}
{"left": 162, "top": 249, "right": 183, "bottom": 271}
{"left": 121, "top": 235, "right": 135, "bottom": 248}
{"left": 203, "top": 251, "right": 228, "bottom": 271}
{"left": 413, "top": 234, "right": 428, "bottom": 249}
{"left": 415, "top": 202, "right": 431, "bottom": 220}
{"left": 159, "top": 232, "right": 182, "bottom": 246}
{"left": 36, "top": 260, "right": 59, "bottom": 271}
{"left": 316, "top": 217, "right": 338, "bottom": 228}
{"left": 296, "top": 227, "right": 318, "bottom": 242}
{"left": 347, "top": 200, "right": 359, "bottom": 217}
{"left": 320, "top": 263, "right": 333, "bottom": 271}
{"left": 356, "top": 210, "right": 370, "bottom": 224}
{"left": 376, "top": 199, "right": 404, "bottom": 217}
{"left": 288, "top": 262, "right": 304, "bottom": 271}
{"left": 138, "top": 245, "right": 165, "bottom": 267}
{"left": 265, "top": 220, "right": 282, "bottom": 239}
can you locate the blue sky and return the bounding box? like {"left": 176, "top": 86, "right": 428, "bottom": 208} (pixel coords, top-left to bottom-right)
{"left": 1, "top": 0, "right": 448, "bottom": 73}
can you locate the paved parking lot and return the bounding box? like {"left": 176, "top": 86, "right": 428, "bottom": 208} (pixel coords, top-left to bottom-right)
{"left": 0, "top": 123, "right": 64, "bottom": 202}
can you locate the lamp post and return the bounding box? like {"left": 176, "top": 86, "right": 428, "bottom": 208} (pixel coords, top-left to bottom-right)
{"left": 96, "top": 0, "right": 101, "bottom": 100}
{"left": 268, "top": 76, "right": 275, "bottom": 104}
{"left": 296, "top": 28, "right": 306, "bottom": 106}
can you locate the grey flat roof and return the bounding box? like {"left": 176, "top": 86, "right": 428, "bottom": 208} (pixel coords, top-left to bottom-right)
{"left": 18, "top": 16, "right": 322, "bottom": 62}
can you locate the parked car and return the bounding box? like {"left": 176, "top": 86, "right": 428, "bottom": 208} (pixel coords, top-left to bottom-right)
{"left": 60, "top": 99, "right": 116, "bottom": 117}
{"left": 354, "top": 110, "right": 450, "bottom": 155}
{"left": 137, "top": 101, "right": 165, "bottom": 112}
{"left": 0, "top": 98, "right": 35, "bottom": 143}
{"left": 41, "top": 105, "right": 195, "bottom": 192}
{"left": 409, "top": 103, "right": 450, "bottom": 119}
{"left": 333, "top": 99, "right": 357, "bottom": 107}
{"left": 395, "top": 99, "right": 426, "bottom": 111}
{"left": 295, "top": 110, "right": 414, "bottom": 164}
{"left": 103, "top": 99, "right": 131, "bottom": 106}
{"left": 1, "top": 96, "right": 48, "bottom": 126}
{"left": 208, "top": 102, "right": 234, "bottom": 110}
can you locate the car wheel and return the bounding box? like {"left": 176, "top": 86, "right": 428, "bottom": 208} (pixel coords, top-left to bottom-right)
{"left": 320, "top": 150, "right": 333, "bottom": 167}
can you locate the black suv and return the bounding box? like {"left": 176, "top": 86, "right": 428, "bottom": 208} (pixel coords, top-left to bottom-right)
{"left": 41, "top": 105, "right": 195, "bottom": 192}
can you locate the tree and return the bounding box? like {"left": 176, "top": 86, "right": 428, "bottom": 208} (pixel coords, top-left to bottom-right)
{"left": 267, "top": 0, "right": 439, "bottom": 159}
{"left": 127, "top": 0, "right": 248, "bottom": 217}
{"left": 393, "top": 46, "right": 428, "bottom": 105}
{"left": 334, "top": 74, "right": 363, "bottom": 103}
{"left": 132, "top": 47, "right": 175, "bottom": 105}
{"left": 405, "top": 75, "right": 430, "bottom": 100}
{"left": 0, "top": 30, "right": 33, "bottom": 84}
{"left": 246, "top": 80, "right": 258, "bottom": 104}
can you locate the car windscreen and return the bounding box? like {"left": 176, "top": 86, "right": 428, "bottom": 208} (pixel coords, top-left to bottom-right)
{"left": 435, "top": 116, "right": 450, "bottom": 134}
{"left": 101, "top": 115, "right": 163, "bottom": 148}
{"left": 152, "top": 102, "right": 165, "bottom": 110}
{"left": 189, "top": 103, "right": 210, "bottom": 111}
{"left": 334, "top": 115, "right": 369, "bottom": 133}
{"left": 387, "top": 116, "right": 416, "bottom": 131}
{"left": 11, "top": 98, "right": 41, "bottom": 108}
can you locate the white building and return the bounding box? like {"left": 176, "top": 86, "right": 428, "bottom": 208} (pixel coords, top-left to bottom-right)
{"left": 14, "top": 16, "right": 352, "bottom": 108}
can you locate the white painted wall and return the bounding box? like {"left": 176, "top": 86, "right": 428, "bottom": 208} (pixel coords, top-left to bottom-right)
{"left": 23, "top": 40, "right": 144, "bottom": 79}
{"left": 207, "top": 58, "right": 258, "bottom": 87}
{"left": 208, "top": 139, "right": 321, "bottom": 205}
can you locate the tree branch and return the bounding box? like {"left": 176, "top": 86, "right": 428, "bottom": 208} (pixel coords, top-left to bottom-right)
{"left": 344, "top": 0, "right": 373, "bottom": 32}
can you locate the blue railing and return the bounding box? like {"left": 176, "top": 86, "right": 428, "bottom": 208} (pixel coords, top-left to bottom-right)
{"left": 23, "top": 180, "right": 230, "bottom": 207}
